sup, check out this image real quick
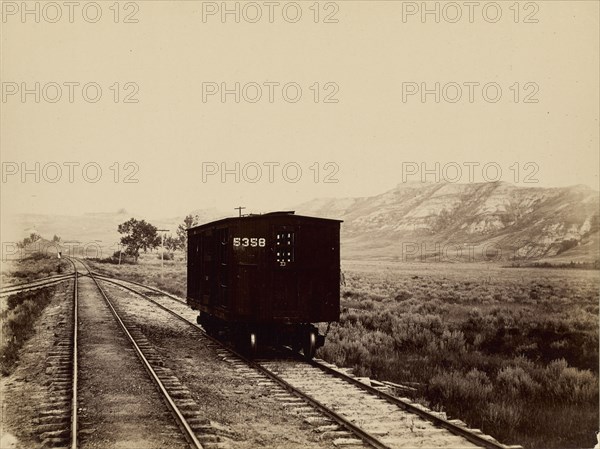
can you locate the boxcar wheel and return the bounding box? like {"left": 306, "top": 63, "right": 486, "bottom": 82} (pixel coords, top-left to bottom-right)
{"left": 199, "top": 314, "right": 218, "bottom": 337}
{"left": 303, "top": 331, "right": 317, "bottom": 360}
{"left": 249, "top": 332, "right": 258, "bottom": 356}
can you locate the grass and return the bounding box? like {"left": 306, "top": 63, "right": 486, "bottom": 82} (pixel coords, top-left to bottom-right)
{"left": 85, "top": 255, "right": 599, "bottom": 448}
{"left": 319, "top": 262, "right": 599, "bottom": 449}
{"left": 1, "top": 288, "right": 56, "bottom": 375}
{"left": 0, "top": 252, "right": 68, "bottom": 375}
{"left": 1, "top": 252, "right": 69, "bottom": 285}
{"left": 88, "top": 251, "right": 187, "bottom": 297}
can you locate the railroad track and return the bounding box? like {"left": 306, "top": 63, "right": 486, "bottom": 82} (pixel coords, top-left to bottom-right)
{"left": 67, "top": 258, "right": 232, "bottom": 449}
{"left": 91, "top": 272, "right": 522, "bottom": 449}
{"left": 0, "top": 272, "right": 75, "bottom": 297}
{"left": 91, "top": 271, "right": 186, "bottom": 305}
{"left": 27, "top": 259, "right": 78, "bottom": 448}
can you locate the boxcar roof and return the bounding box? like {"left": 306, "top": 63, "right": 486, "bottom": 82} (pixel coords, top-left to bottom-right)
{"left": 187, "top": 211, "right": 342, "bottom": 232}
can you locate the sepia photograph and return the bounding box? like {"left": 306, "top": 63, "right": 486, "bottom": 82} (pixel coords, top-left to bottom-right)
{"left": 1, "top": 1, "right": 598, "bottom": 448}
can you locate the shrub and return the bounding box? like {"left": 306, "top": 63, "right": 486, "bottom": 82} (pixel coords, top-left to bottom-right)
{"left": 7, "top": 253, "right": 68, "bottom": 281}
{"left": 89, "top": 252, "right": 135, "bottom": 265}
{"left": 428, "top": 368, "right": 493, "bottom": 412}
{"left": 484, "top": 402, "right": 523, "bottom": 433}
{"left": 541, "top": 359, "right": 598, "bottom": 403}
{"left": 496, "top": 366, "right": 540, "bottom": 397}
{"left": 392, "top": 314, "right": 444, "bottom": 351}
{"left": 315, "top": 265, "right": 599, "bottom": 448}
{"left": 394, "top": 289, "right": 412, "bottom": 301}
{"left": 438, "top": 330, "right": 467, "bottom": 354}
{"left": 157, "top": 251, "right": 174, "bottom": 261}
{"left": 1, "top": 288, "right": 55, "bottom": 375}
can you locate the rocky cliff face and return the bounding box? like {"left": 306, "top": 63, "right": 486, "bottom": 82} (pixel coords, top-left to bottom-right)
{"left": 8, "top": 182, "right": 598, "bottom": 262}
{"left": 295, "top": 182, "right": 600, "bottom": 261}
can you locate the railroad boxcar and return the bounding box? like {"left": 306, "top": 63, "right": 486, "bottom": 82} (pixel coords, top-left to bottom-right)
{"left": 186, "top": 211, "right": 342, "bottom": 358}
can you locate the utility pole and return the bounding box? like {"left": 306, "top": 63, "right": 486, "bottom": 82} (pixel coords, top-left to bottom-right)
{"left": 157, "top": 229, "right": 169, "bottom": 278}
{"left": 93, "top": 240, "right": 102, "bottom": 260}
{"left": 235, "top": 206, "right": 246, "bottom": 217}
{"left": 117, "top": 242, "right": 123, "bottom": 266}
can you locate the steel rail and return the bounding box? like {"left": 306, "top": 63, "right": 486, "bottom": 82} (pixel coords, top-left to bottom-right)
{"left": 96, "top": 273, "right": 522, "bottom": 449}
{"left": 250, "top": 360, "right": 393, "bottom": 449}
{"left": 1, "top": 272, "right": 75, "bottom": 289}
{"left": 72, "top": 259, "right": 204, "bottom": 449}
{"left": 64, "top": 258, "right": 79, "bottom": 449}
{"left": 91, "top": 272, "right": 186, "bottom": 304}
{"left": 308, "top": 358, "right": 517, "bottom": 449}
{"left": 0, "top": 274, "right": 74, "bottom": 297}
{"left": 94, "top": 275, "right": 395, "bottom": 449}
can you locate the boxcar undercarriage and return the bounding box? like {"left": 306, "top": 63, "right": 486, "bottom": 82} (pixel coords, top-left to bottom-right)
{"left": 196, "top": 311, "right": 325, "bottom": 358}
{"left": 187, "top": 212, "right": 341, "bottom": 359}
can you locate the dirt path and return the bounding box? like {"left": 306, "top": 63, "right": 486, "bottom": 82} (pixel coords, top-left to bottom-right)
{"left": 102, "top": 281, "right": 335, "bottom": 449}
{"left": 77, "top": 277, "right": 186, "bottom": 449}
{"left": 1, "top": 283, "right": 71, "bottom": 449}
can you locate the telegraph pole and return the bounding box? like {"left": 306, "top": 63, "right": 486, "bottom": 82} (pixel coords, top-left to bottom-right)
{"left": 157, "top": 229, "right": 169, "bottom": 277}
{"left": 235, "top": 206, "right": 246, "bottom": 217}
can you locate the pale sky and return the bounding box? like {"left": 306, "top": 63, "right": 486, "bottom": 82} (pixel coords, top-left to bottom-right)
{"left": 1, "top": 1, "right": 599, "bottom": 221}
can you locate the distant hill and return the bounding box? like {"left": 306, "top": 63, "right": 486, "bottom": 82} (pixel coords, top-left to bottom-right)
{"left": 5, "top": 182, "right": 598, "bottom": 262}
{"left": 294, "top": 182, "right": 599, "bottom": 262}
{"left": 4, "top": 208, "right": 225, "bottom": 260}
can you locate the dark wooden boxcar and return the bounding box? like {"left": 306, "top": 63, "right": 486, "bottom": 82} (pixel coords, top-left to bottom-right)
{"left": 186, "top": 211, "right": 341, "bottom": 357}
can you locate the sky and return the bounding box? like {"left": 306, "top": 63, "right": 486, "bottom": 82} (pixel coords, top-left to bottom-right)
{"left": 1, "top": 1, "right": 599, "bottom": 230}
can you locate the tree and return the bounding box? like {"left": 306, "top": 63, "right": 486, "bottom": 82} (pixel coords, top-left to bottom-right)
{"left": 176, "top": 214, "right": 199, "bottom": 258}
{"left": 163, "top": 235, "right": 179, "bottom": 253}
{"left": 52, "top": 234, "right": 61, "bottom": 243}
{"left": 17, "top": 232, "right": 42, "bottom": 248}
{"left": 117, "top": 218, "right": 160, "bottom": 263}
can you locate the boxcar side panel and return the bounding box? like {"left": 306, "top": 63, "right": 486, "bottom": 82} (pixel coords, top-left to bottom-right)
{"left": 295, "top": 220, "right": 340, "bottom": 323}
{"left": 188, "top": 214, "right": 341, "bottom": 326}
{"left": 230, "top": 219, "right": 263, "bottom": 322}
{"left": 268, "top": 220, "right": 301, "bottom": 322}
{"left": 187, "top": 232, "right": 201, "bottom": 305}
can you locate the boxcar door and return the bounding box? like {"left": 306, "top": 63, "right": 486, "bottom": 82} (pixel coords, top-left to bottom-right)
{"left": 271, "top": 226, "right": 299, "bottom": 319}
{"left": 200, "top": 231, "right": 214, "bottom": 308}
{"left": 188, "top": 234, "right": 201, "bottom": 300}
{"left": 216, "top": 227, "right": 229, "bottom": 310}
